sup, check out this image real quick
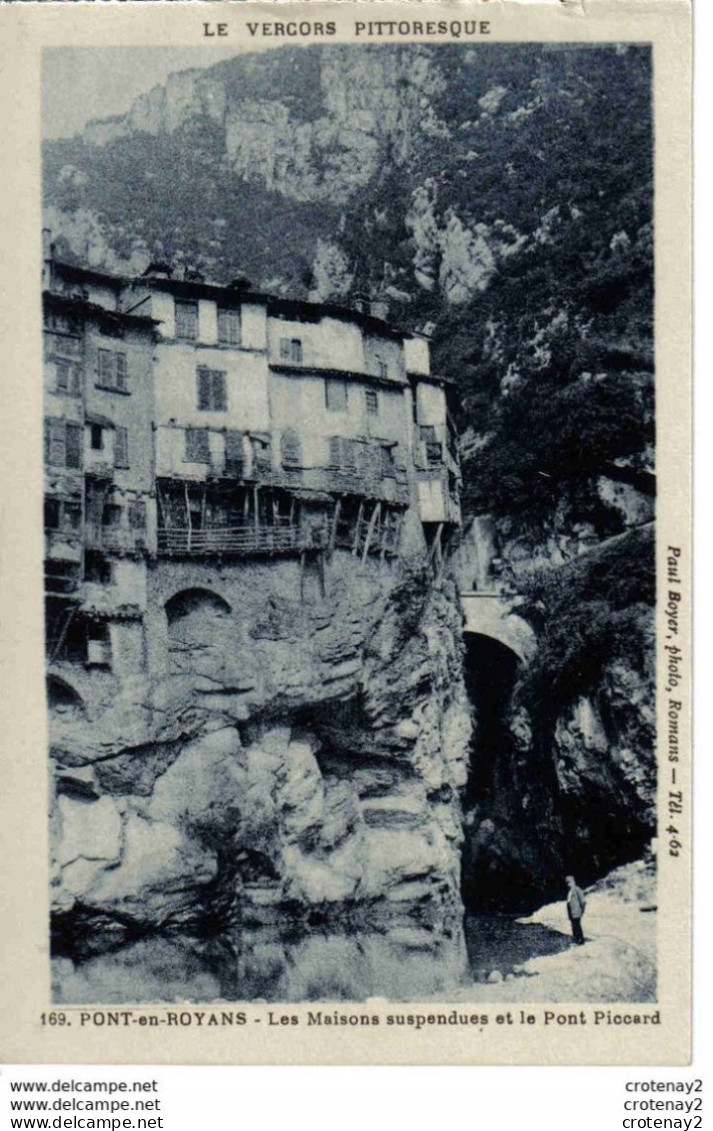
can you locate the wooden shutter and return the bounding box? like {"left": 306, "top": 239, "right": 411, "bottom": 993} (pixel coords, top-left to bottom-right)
{"left": 343, "top": 438, "right": 357, "bottom": 471}
{"left": 47, "top": 419, "right": 66, "bottom": 466}
{"left": 280, "top": 337, "right": 291, "bottom": 361}
{"left": 225, "top": 430, "right": 245, "bottom": 477}
{"left": 281, "top": 429, "right": 301, "bottom": 468}
{"left": 56, "top": 360, "right": 69, "bottom": 392}
{"left": 65, "top": 423, "right": 83, "bottom": 469}
{"left": 218, "top": 309, "right": 240, "bottom": 346}
{"left": 115, "top": 353, "right": 127, "bottom": 391}
{"left": 115, "top": 426, "right": 129, "bottom": 468}
{"left": 365, "top": 389, "right": 378, "bottom": 415}
{"left": 197, "top": 367, "right": 212, "bottom": 410}
{"left": 176, "top": 301, "right": 198, "bottom": 340}
{"left": 186, "top": 427, "right": 209, "bottom": 463}
{"left": 98, "top": 349, "right": 113, "bottom": 385}
{"left": 212, "top": 370, "right": 227, "bottom": 411}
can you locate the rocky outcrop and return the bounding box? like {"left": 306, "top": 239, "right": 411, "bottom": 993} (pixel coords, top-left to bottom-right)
{"left": 50, "top": 564, "right": 472, "bottom": 959}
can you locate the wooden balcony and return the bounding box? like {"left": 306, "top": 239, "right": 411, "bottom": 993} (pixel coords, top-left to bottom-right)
{"left": 157, "top": 519, "right": 301, "bottom": 558}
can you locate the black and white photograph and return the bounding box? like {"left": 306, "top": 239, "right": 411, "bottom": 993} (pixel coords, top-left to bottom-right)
{"left": 41, "top": 40, "right": 658, "bottom": 1009}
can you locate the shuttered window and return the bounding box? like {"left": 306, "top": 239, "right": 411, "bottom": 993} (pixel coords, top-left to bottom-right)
{"left": 325, "top": 379, "right": 348, "bottom": 412}
{"left": 45, "top": 419, "right": 83, "bottom": 469}
{"left": 97, "top": 349, "right": 128, "bottom": 392}
{"left": 115, "top": 426, "right": 129, "bottom": 468}
{"left": 217, "top": 308, "right": 241, "bottom": 346}
{"left": 185, "top": 427, "right": 210, "bottom": 463}
{"left": 225, "top": 430, "right": 245, "bottom": 477}
{"left": 197, "top": 367, "right": 227, "bottom": 411}
{"left": 56, "top": 359, "right": 81, "bottom": 396}
{"left": 175, "top": 300, "right": 198, "bottom": 341}
{"left": 280, "top": 429, "right": 302, "bottom": 468}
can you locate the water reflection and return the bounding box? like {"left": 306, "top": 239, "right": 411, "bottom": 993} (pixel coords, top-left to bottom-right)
{"left": 52, "top": 922, "right": 470, "bottom": 1005}
{"left": 52, "top": 916, "right": 571, "bottom": 1004}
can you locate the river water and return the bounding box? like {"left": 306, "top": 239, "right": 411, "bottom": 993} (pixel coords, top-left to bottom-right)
{"left": 53, "top": 915, "right": 571, "bottom": 1005}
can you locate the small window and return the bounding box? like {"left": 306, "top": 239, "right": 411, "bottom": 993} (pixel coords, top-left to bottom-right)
{"left": 84, "top": 552, "right": 112, "bottom": 585}
{"left": 128, "top": 501, "right": 146, "bottom": 530}
{"left": 426, "top": 441, "right": 443, "bottom": 466}
{"left": 280, "top": 337, "right": 303, "bottom": 364}
{"left": 197, "top": 367, "right": 227, "bottom": 412}
{"left": 218, "top": 308, "right": 241, "bottom": 347}
{"left": 326, "top": 379, "right": 348, "bottom": 412}
{"left": 175, "top": 300, "right": 198, "bottom": 341}
{"left": 376, "top": 359, "right": 388, "bottom": 379}
{"left": 115, "top": 426, "right": 129, "bottom": 468}
{"left": 44, "top": 498, "right": 61, "bottom": 529}
{"left": 90, "top": 424, "right": 103, "bottom": 451}
{"left": 365, "top": 389, "right": 379, "bottom": 416}
{"left": 102, "top": 503, "right": 122, "bottom": 528}
{"left": 185, "top": 427, "right": 210, "bottom": 463}
{"left": 64, "top": 501, "right": 82, "bottom": 529}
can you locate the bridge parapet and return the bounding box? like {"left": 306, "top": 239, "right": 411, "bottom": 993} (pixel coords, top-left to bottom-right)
{"left": 459, "top": 591, "right": 536, "bottom": 665}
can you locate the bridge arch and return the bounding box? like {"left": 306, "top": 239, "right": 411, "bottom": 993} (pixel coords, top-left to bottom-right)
{"left": 460, "top": 593, "right": 535, "bottom": 665}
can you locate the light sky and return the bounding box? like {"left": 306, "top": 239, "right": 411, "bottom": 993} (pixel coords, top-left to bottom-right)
{"left": 42, "top": 47, "right": 243, "bottom": 140}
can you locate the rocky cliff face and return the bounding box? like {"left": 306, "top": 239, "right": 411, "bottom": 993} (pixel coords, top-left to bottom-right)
{"left": 50, "top": 561, "right": 472, "bottom": 959}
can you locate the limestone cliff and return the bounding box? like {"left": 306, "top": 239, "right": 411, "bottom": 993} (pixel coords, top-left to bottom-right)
{"left": 50, "top": 560, "right": 472, "bottom": 957}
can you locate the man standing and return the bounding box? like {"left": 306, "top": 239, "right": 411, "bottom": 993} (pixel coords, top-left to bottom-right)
{"left": 565, "top": 875, "right": 587, "bottom": 944}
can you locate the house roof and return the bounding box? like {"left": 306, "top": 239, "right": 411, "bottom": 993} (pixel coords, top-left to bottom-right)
{"left": 269, "top": 363, "right": 408, "bottom": 389}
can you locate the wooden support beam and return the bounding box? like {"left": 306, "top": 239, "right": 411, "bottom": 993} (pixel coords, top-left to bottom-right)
{"left": 184, "top": 482, "right": 192, "bottom": 552}
{"left": 361, "top": 502, "right": 381, "bottom": 563}
{"left": 352, "top": 501, "right": 365, "bottom": 556}
{"left": 328, "top": 497, "right": 341, "bottom": 559}
{"left": 50, "top": 605, "right": 77, "bottom": 666}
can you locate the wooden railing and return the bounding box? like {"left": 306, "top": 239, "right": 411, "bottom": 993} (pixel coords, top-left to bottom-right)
{"left": 157, "top": 520, "right": 300, "bottom": 557}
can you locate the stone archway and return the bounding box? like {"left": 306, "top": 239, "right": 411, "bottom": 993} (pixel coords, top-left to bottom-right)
{"left": 165, "top": 588, "right": 232, "bottom": 678}
{"left": 460, "top": 594, "right": 535, "bottom": 665}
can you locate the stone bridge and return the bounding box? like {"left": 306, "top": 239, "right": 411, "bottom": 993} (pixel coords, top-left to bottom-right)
{"left": 459, "top": 590, "right": 536, "bottom": 665}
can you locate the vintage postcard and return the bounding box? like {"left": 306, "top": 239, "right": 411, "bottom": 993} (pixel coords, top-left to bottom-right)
{"left": 0, "top": 0, "right": 691, "bottom": 1065}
